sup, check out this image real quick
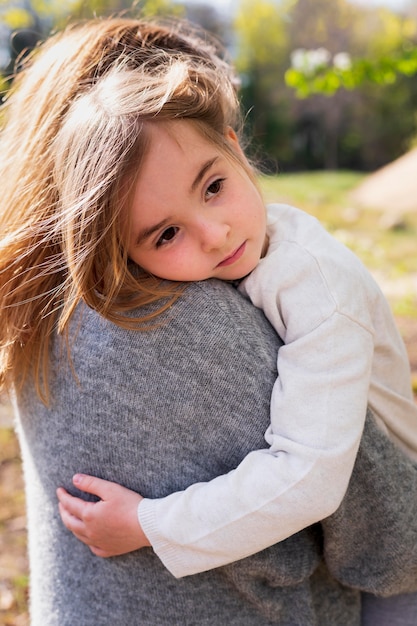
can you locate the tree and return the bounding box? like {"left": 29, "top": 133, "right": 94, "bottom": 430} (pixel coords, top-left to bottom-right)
{"left": 0, "top": 0, "right": 185, "bottom": 71}
{"left": 0, "top": 0, "right": 185, "bottom": 96}
{"left": 284, "top": 2, "right": 417, "bottom": 169}
{"left": 285, "top": 43, "right": 417, "bottom": 98}
{"left": 233, "top": 0, "right": 297, "bottom": 169}
{"left": 74, "top": 0, "right": 184, "bottom": 20}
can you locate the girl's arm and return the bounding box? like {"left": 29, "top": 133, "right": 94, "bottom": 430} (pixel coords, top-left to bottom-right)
{"left": 138, "top": 315, "right": 372, "bottom": 577}
{"left": 57, "top": 313, "right": 372, "bottom": 574}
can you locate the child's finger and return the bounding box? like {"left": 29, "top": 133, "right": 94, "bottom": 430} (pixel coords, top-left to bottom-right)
{"left": 58, "top": 500, "right": 88, "bottom": 538}
{"left": 58, "top": 499, "right": 119, "bottom": 557}
{"left": 89, "top": 545, "right": 112, "bottom": 558}
{"left": 57, "top": 500, "right": 103, "bottom": 552}
{"left": 56, "top": 486, "right": 92, "bottom": 521}
{"left": 72, "top": 473, "right": 114, "bottom": 500}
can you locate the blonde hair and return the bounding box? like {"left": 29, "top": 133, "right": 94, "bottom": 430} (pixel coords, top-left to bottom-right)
{"left": 0, "top": 17, "right": 244, "bottom": 402}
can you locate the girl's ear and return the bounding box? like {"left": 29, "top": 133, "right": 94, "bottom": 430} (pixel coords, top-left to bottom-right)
{"left": 225, "top": 127, "right": 245, "bottom": 156}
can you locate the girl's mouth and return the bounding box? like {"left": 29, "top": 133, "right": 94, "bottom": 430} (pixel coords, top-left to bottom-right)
{"left": 217, "top": 242, "right": 246, "bottom": 267}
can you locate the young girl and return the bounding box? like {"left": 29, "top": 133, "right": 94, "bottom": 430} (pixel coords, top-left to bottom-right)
{"left": 1, "top": 14, "right": 416, "bottom": 624}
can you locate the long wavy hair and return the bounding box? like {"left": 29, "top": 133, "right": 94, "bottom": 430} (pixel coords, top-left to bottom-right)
{"left": 0, "top": 17, "right": 246, "bottom": 402}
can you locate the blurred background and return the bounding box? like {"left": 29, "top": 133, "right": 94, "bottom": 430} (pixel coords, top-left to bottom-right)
{"left": 2, "top": 0, "right": 417, "bottom": 172}
{"left": 0, "top": 0, "right": 416, "bottom": 624}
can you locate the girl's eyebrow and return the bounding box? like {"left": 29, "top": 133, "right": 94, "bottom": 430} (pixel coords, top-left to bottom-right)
{"left": 190, "top": 157, "right": 218, "bottom": 193}
{"left": 135, "top": 218, "right": 171, "bottom": 246}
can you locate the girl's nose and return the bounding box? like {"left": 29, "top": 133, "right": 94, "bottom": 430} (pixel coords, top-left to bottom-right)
{"left": 200, "top": 219, "right": 230, "bottom": 252}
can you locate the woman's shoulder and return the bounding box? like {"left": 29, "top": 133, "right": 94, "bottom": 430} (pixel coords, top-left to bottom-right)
{"left": 64, "top": 282, "right": 281, "bottom": 367}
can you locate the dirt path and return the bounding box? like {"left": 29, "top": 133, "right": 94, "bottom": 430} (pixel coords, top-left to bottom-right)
{"left": 352, "top": 148, "right": 417, "bottom": 215}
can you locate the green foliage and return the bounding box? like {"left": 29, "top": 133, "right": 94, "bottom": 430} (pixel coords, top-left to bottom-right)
{"left": 1, "top": 0, "right": 417, "bottom": 171}
{"left": 0, "top": 0, "right": 184, "bottom": 33}
{"left": 234, "top": 0, "right": 294, "bottom": 74}
{"left": 0, "top": 6, "right": 33, "bottom": 30}
{"left": 73, "top": 0, "right": 185, "bottom": 19}
{"left": 139, "top": 0, "right": 185, "bottom": 17}
{"left": 285, "top": 4, "right": 417, "bottom": 98}
{"left": 232, "top": 0, "right": 297, "bottom": 166}
{"left": 286, "top": 47, "right": 417, "bottom": 98}
{"left": 0, "top": 73, "right": 8, "bottom": 92}
{"left": 0, "top": 0, "right": 81, "bottom": 30}
{"left": 0, "top": 0, "right": 186, "bottom": 110}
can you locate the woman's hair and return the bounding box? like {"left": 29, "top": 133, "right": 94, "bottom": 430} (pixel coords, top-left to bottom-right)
{"left": 0, "top": 16, "right": 245, "bottom": 402}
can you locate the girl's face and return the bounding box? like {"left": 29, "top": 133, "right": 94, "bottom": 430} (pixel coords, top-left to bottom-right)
{"left": 127, "top": 120, "right": 267, "bottom": 282}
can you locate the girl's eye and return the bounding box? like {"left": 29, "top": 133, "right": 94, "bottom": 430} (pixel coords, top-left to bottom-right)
{"left": 205, "top": 178, "right": 225, "bottom": 199}
{"left": 156, "top": 226, "right": 179, "bottom": 247}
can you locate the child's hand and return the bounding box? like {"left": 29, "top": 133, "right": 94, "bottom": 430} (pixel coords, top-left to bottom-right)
{"left": 56, "top": 474, "right": 151, "bottom": 557}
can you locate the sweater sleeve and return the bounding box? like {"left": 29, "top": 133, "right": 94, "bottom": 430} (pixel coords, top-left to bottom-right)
{"left": 138, "top": 208, "right": 379, "bottom": 578}
{"left": 139, "top": 307, "right": 373, "bottom": 578}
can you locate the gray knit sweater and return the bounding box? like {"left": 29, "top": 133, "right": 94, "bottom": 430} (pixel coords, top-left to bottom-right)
{"left": 14, "top": 279, "right": 417, "bottom": 625}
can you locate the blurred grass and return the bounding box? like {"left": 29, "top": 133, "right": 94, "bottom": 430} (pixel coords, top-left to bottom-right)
{"left": 0, "top": 171, "right": 416, "bottom": 625}
{"left": 261, "top": 171, "right": 365, "bottom": 215}
{"left": 260, "top": 171, "right": 417, "bottom": 318}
